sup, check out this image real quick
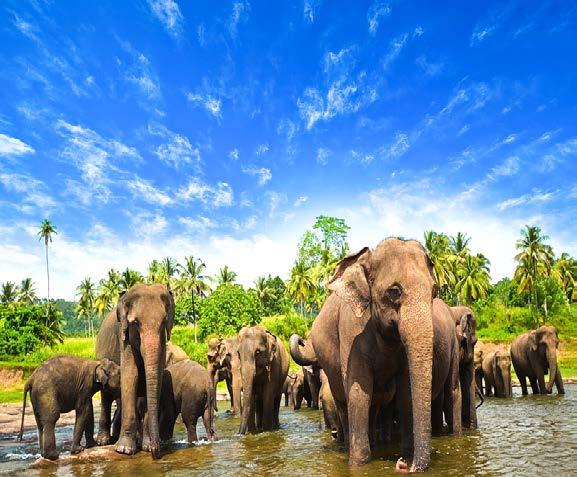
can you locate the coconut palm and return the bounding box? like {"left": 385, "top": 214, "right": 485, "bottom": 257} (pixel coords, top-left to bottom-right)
{"left": 1, "top": 282, "right": 19, "bottom": 304}
{"left": 95, "top": 269, "right": 122, "bottom": 316}
{"left": 424, "top": 231, "right": 456, "bottom": 293}
{"left": 18, "top": 278, "right": 37, "bottom": 304}
{"left": 215, "top": 265, "right": 237, "bottom": 286}
{"left": 455, "top": 254, "right": 491, "bottom": 304}
{"left": 176, "top": 256, "right": 211, "bottom": 341}
{"left": 120, "top": 268, "right": 144, "bottom": 291}
{"left": 76, "top": 278, "right": 96, "bottom": 337}
{"left": 553, "top": 253, "right": 577, "bottom": 302}
{"left": 514, "top": 226, "right": 554, "bottom": 320}
{"left": 287, "top": 259, "right": 316, "bottom": 314}
{"left": 450, "top": 232, "right": 471, "bottom": 256}
{"left": 160, "top": 257, "right": 180, "bottom": 287}
{"left": 147, "top": 259, "right": 163, "bottom": 284}
{"left": 37, "top": 219, "right": 57, "bottom": 303}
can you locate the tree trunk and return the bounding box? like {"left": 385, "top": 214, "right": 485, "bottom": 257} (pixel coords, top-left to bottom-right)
{"left": 45, "top": 243, "right": 50, "bottom": 305}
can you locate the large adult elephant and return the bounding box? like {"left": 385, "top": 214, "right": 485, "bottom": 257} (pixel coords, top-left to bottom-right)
{"left": 511, "top": 326, "right": 565, "bottom": 395}
{"left": 303, "top": 365, "right": 321, "bottom": 410}
{"left": 450, "top": 306, "right": 478, "bottom": 429}
{"left": 207, "top": 337, "right": 241, "bottom": 414}
{"left": 98, "top": 284, "right": 174, "bottom": 459}
{"left": 237, "top": 326, "right": 289, "bottom": 434}
{"left": 482, "top": 350, "right": 512, "bottom": 398}
{"left": 290, "top": 238, "right": 437, "bottom": 472}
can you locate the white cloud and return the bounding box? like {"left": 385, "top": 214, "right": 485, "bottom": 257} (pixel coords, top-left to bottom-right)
{"left": 497, "top": 190, "right": 555, "bottom": 211}
{"left": 294, "top": 196, "right": 308, "bottom": 207}
{"left": 266, "top": 191, "right": 287, "bottom": 217}
{"left": 131, "top": 212, "right": 168, "bottom": 235}
{"left": 367, "top": 2, "right": 391, "bottom": 36}
{"left": 316, "top": 147, "right": 329, "bottom": 165}
{"left": 276, "top": 119, "right": 297, "bottom": 142}
{"left": 243, "top": 166, "right": 272, "bottom": 186}
{"left": 186, "top": 92, "right": 222, "bottom": 118}
{"left": 152, "top": 127, "right": 201, "bottom": 169}
{"left": 229, "top": 148, "right": 239, "bottom": 160}
{"left": 491, "top": 156, "right": 519, "bottom": 177}
{"left": 117, "top": 41, "right": 162, "bottom": 107}
{"left": 12, "top": 14, "right": 40, "bottom": 43}
{"left": 255, "top": 143, "right": 269, "bottom": 155}
{"left": 126, "top": 177, "right": 172, "bottom": 206}
{"left": 350, "top": 149, "right": 375, "bottom": 164}
{"left": 177, "top": 179, "right": 234, "bottom": 207}
{"left": 458, "top": 124, "right": 471, "bottom": 136}
{"left": 416, "top": 56, "right": 443, "bottom": 77}
{"left": 229, "top": 1, "right": 250, "bottom": 38}
{"left": 178, "top": 216, "right": 217, "bottom": 232}
{"left": 303, "top": 0, "right": 321, "bottom": 23}
{"left": 0, "top": 133, "right": 35, "bottom": 156}
{"left": 147, "top": 0, "right": 183, "bottom": 38}
{"left": 382, "top": 33, "right": 409, "bottom": 71}
{"left": 384, "top": 132, "right": 410, "bottom": 160}
{"left": 0, "top": 172, "right": 56, "bottom": 211}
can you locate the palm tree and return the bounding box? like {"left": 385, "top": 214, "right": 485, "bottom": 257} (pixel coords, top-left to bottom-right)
{"left": 287, "top": 259, "right": 316, "bottom": 314}
{"left": 553, "top": 253, "right": 577, "bottom": 302}
{"left": 514, "top": 225, "right": 554, "bottom": 323}
{"left": 120, "top": 268, "right": 144, "bottom": 291}
{"left": 424, "top": 231, "right": 456, "bottom": 297}
{"left": 455, "top": 254, "right": 491, "bottom": 304}
{"left": 254, "top": 276, "right": 271, "bottom": 304}
{"left": 215, "top": 265, "right": 237, "bottom": 286}
{"left": 179, "top": 256, "right": 211, "bottom": 342}
{"left": 1, "top": 282, "right": 19, "bottom": 304}
{"left": 95, "top": 269, "right": 122, "bottom": 316}
{"left": 18, "top": 278, "right": 37, "bottom": 304}
{"left": 147, "top": 259, "right": 163, "bottom": 283}
{"left": 76, "top": 278, "right": 96, "bottom": 337}
{"left": 160, "top": 257, "right": 180, "bottom": 287}
{"left": 450, "top": 232, "right": 471, "bottom": 256}
{"left": 37, "top": 219, "right": 57, "bottom": 303}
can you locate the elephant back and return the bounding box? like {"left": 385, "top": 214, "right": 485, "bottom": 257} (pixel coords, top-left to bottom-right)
{"left": 96, "top": 307, "right": 121, "bottom": 365}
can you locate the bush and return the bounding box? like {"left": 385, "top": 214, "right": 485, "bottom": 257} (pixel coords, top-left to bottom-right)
{"left": 170, "top": 326, "right": 208, "bottom": 366}
{"left": 259, "top": 311, "right": 309, "bottom": 341}
{"left": 197, "top": 284, "right": 264, "bottom": 340}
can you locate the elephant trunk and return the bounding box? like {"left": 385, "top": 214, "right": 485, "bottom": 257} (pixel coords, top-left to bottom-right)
{"left": 399, "top": 298, "right": 433, "bottom": 473}
{"left": 545, "top": 348, "right": 558, "bottom": 394}
{"left": 142, "top": 332, "right": 163, "bottom": 459}
{"left": 502, "top": 368, "right": 512, "bottom": 398}
{"left": 289, "top": 335, "right": 318, "bottom": 366}
{"left": 239, "top": 366, "right": 255, "bottom": 435}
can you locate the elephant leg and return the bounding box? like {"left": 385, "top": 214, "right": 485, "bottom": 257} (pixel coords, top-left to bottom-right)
{"left": 213, "top": 377, "right": 219, "bottom": 412}
{"left": 284, "top": 391, "right": 289, "bottom": 407}
{"left": 183, "top": 413, "right": 199, "bottom": 443}
{"left": 226, "top": 377, "right": 234, "bottom": 411}
{"left": 111, "top": 400, "right": 121, "bottom": 442}
{"left": 84, "top": 401, "right": 97, "bottom": 449}
{"left": 202, "top": 405, "right": 216, "bottom": 441}
{"left": 97, "top": 391, "right": 113, "bottom": 445}
{"left": 116, "top": 348, "right": 139, "bottom": 455}
{"left": 484, "top": 376, "right": 493, "bottom": 397}
{"left": 528, "top": 377, "right": 539, "bottom": 394}
{"left": 536, "top": 374, "right": 547, "bottom": 395}
{"left": 519, "top": 375, "right": 529, "bottom": 396}
{"left": 396, "top": 369, "right": 413, "bottom": 457}
{"left": 255, "top": 398, "right": 264, "bottom": 430}
{"left": 346, "top": 371, "right": 373, "bottom": 466}
{"left": 334, "top": 399, "right": 348, "bottom": 443}
{"left": 40, "top": 414, "right": 59, "bottom": 461}
{"left": 72, "top": 403, "right": 90, "bottom": 454}
{"left": 431, "top": 393, "right": 444, "bottom": 435}
{"left": 261, "top": 391, "right": 275, "bottom": 431}
{"left": 555, "top": 369, "right": 565, "bottom": 395}
{"left": 446, "top": 373, "right": 462, "bottom": 436}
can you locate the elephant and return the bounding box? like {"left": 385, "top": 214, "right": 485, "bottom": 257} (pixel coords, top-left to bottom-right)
{"left": 482, "top": 350, "right": 512, "bottom": 398}
{"left": 319, "top": 370, "right": 340, "bottom": 440}
{"left": 237, "top": 326, "right": 289, "bottom": 434}
{"left": 302, "top": 365, "right": 321, "bottom": 410}
{"left": 18, "top": 355, "right": 120, "bottom": 460}
{"left": 98, "top": 283, "right": 174, "bottom": 459}
{"left": 290, "top": 238, "right": 438, "bottom": 472}
{"left": 289, "top": 369, "right": 309, "bottom": 410}
{"left": 282, "top": 374, "right": 296, "bottom": 407}
{"left": 511, "top": 326, "right": 565, "bottom": 395}
{"left": 474, "top": 347, "right": 484, "bottom": 395}
{"left": 207, "top": 337, "right": 241, "bottom": 414}
{"left": 158, "top": 359, "right": 216, "bottom": 443}
{"left": 166, "top": 342, "right": 189, "bottom": 367}
{"left": 450, "top": 306, "right": 478, "bottom": 429}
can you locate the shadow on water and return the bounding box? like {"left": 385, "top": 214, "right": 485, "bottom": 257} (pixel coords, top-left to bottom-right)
{"left": 2, "top": 385, "right": 577, "bottom": 476}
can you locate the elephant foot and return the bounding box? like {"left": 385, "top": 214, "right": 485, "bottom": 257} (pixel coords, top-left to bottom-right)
{"left": 41, "top": 450, "right": 59, "bottom": 461}
{"left": 85, "top": 437, "right": 97, "bottom": 449}
{"left": 142, "top": 435, "right": 151, "bottom": 452}
{"left": 70, "top": 444, "right": 85, "bottom": 455}
{"left": 115, "top": 435, "right": 137, "bottom": 455}
{"left": 96, "top": 432, "right": 111, "bottom": 446}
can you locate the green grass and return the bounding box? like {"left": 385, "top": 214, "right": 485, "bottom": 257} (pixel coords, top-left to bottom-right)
{"left": 0, "top": 388, "right": 25, "bottom": 404}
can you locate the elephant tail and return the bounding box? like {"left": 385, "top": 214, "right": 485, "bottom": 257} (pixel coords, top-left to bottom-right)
{"left": 289, "top": 334, "right": 318, "bottom": 366}
{"left": 17, "top": 381, "right": 30, "bottom": 441}
{"left": 475, "top": 383, "right": 484, "bottom": 409}
{"left": 207, "top": 383, "right": 216, "bottom": 440}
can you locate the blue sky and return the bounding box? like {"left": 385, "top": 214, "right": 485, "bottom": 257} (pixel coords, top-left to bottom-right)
{"left": 1, "top": 0, "right": 576, "bottom": 300}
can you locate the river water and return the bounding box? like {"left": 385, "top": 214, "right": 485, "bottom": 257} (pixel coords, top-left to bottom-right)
{"left": 1, "top": 385, "right": 576, "bottom": 476}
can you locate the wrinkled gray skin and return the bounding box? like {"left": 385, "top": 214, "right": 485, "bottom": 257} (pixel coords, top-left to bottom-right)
{"left": 450, "top": 306, "right": 478, "bottom": 429}
{"left": 474, "top": 348, "right": 484, "bottom": 395}
{"left": 237, "top": 326, "right": 289, "bottom": 434}
{"left": 158, "top": 359, "right": 216, "bottom": 443}
{"left": 290, "top": 369, "right": 308, "bottom": 410}
{"left": 319, "top": 370, "right": 340, "bottom": 440}
{"left": 511, "top": 326, "right": 565, "bottom": 395}
{"left": 207, "top": 337, "right": 240, "bottom": 414}
{"left": 482, "top": 350, "right": 512, "bottom": 398}
{"left": 282, "top": 374, "right": 296, "bottom": 407}
{"left": 303, "top": 365, "right": 321, "bottom": 410}
{"left": 18, "top": 356, "right": 120, "bottom": 460}
{"left": 290, "top": 239, "right": 437, "bottom": 472}
{"left": 98, "top": 284, "right": 174, "bottom": 459}
{"left": 166, "top": 342, "right": 189, "bottom": 367}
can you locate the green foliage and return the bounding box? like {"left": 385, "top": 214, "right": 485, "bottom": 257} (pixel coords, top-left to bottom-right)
{"left": 170, "top": 326, "right": 208, "bottom": 366}
{"left": 174, "top": 294, "right": 202, "bottom": 326}
{"left": 536, "top": 277, "right": 568, "bottom": 318}
{"left": 197, "top": 283, "right": 263, "bottom": 339}
{"left": 0, "top": 303, "right": 64, "bottom": 357}
{"left": 259, "top": 311, "right": 309, "bottom": 341}
{"left": 254, "top": 275, "right": 290, "bottom": 316}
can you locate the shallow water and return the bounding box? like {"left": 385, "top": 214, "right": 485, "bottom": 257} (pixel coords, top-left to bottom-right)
{"left": 2, "top": 385, "right": 577, "bottom": 476}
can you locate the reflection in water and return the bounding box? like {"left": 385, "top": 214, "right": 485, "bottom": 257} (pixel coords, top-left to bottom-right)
{"left": 1, "top": 385, "right": 577, "bottom": 476}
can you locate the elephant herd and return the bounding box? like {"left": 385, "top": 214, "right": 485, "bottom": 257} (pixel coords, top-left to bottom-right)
{"left": 15, "top": 239, "right": 567, "bottom": 473}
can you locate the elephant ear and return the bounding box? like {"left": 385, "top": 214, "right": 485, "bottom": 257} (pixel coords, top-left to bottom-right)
{"left": 95, "top": 360, "right": 109, "bottom": 386}
{"left": 116, "top": 291, "right": 128, "bottom": 342}
{"left": 164, "top": 289, "right": 175, "bottom": 342}
{"left": 327, "top": 247, "right": 372, "bottom": 319}
{"left": 529, "top": 331, "right": 539, "bottom": 352}
{"left": 266, "top": 332, "right": 278, "bottom": 369}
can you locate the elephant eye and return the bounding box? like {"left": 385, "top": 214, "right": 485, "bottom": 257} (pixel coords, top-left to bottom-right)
{"left": 255, "top": 349, "right": 261, "bottom": 355}
{"left": 386, "top": 285, "right": 402, "bottom": 302}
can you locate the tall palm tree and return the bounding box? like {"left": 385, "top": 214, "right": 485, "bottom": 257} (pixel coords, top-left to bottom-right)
{"left": 553, "top": 253, "right": 577, "bottom": 302}
{"left": 120, "top": 268, "right": 144, "bottom": 291}
{"left": 450, "top": 232, "right": 471, "bottom": 256}
{"left": 287, "top": 259, "right": 316, "bottom": 314}
{"left": 160, "top": 257, "right": 180, "bottom": 287}
{"left": 215, "top": 265, "right": 237, "bottom": 286}
{"left": 18, "top": 278, "right": 37, "bottom": 304}
{"left": 424, "top": 230, "right": 456, "bottom": 297}
{"left": 1, "top": 282, "right": 19, "bottom": 304}
{"left": 147, "top": 259, "right": 162, "bottom": 284}
{"left": 514, "top": 225, "right": 554, "bottom": 321}
{"left": 95, "top": 269, "right": 122, "bottom": 317}
{"left": 254, "top": 276, "right": 271, "bottom": 304}
{"left": 180, "top": 256, "right": 211, "bottom": 342}
{"left": 37, "top": 219, "right": 57, "bottom": 303}
{"left": 455, "top": 254, "right": 491, "bottom": 304}
{"left": 76, "top": 278, "right": 96, "bottom": 337}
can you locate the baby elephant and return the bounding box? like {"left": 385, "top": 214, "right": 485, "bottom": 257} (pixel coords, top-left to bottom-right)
{"left": 158, "top": 359, "right": 216, "bottom": 443}
{"left": 482, "top": 350, "right": 512, "bottom": 398}
{"left": 18, "top": 355, "right": 120, "bottom": 460}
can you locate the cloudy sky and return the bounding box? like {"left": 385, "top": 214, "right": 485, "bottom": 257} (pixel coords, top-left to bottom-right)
{"left": 1, "top": 0, "right": 576, "bottom": 300}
